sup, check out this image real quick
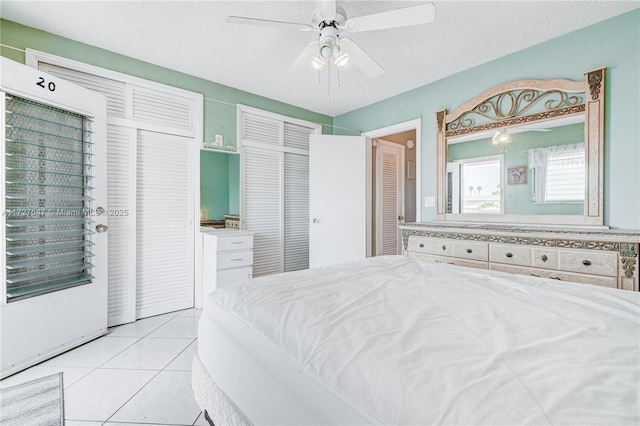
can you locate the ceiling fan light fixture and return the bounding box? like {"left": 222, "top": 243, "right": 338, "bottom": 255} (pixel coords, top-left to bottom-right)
{"left": 334, "top": 51, "right": 349, "bottom": 67}
{"left": 492, "top": 129, "right": 512, "bottom": 145}
{"left": 311, "top": 55, "right": 326, "bottom": 70}
{"left": 320, "top": 44, "right": 334, "bottom": 58}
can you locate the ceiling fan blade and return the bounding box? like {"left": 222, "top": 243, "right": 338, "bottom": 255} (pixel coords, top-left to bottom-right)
{"left": 339, "top": 37, "right": 384, "bottom": 79}
{"left": 287, "top": 42, "right": 321, "bottom": 75}
{"left": 317, "top": 0, "right": 337, "bottom": 21}
{"left": 345, "top": 3, "right": 435, "bottom": 32}
{"left": 226, "top": 16, "right": 313, "bottom": 31}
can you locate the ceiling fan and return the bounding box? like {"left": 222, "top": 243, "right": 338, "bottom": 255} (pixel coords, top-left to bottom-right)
{"left": 226, "top": 1, "right": 436, "bottom": 80}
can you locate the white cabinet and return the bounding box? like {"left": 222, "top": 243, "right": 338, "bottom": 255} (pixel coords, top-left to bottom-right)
{"left": 201, "top": 229, "right": 254, "bottom": 298}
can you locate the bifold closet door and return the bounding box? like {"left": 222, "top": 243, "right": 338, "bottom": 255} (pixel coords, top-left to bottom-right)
{"left": 243, "top": 145, "right": 282, "bottom": 277}
{"left": 105, "top": 125, "right": 136, "bottom": 326}
{"left": 136, "top": 130, "right": 193, "bottom": 318}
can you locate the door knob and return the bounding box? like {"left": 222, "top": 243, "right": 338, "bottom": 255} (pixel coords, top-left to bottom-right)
{"left": 95, "top": 224, "right": 109, "bottom": 233}
{"left": 398, "top": 215, "right": 405, "bottom": 220}
{"left": 312, "top": 218, "right": 320, "bottom": 223}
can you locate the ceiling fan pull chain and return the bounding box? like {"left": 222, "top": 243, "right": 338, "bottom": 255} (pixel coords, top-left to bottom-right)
{"left": 327, "top": 63, "right": 331, "bottom": 102}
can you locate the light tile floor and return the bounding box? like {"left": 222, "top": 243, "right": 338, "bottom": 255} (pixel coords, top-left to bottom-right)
{"left": 1, "top": 308, "right": 208, "bottom": 426}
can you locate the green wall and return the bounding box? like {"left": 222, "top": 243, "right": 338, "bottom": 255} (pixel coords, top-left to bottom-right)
{"left": 448, "top": 123, "right": 584, "bottom": 215}
{"left": 0, "top": 19, "right": 332, "bottom": 220}
{"left": 334, "top": 10, "right": 640, "bottom": 230}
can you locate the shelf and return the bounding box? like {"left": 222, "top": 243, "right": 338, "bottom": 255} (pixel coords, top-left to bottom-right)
{"left": 201, "top": 145, "right": 238, "bottom": 154}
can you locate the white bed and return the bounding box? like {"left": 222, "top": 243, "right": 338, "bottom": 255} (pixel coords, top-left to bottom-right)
{"left": 193, "top": 255, "right": 639, "bottom": 425}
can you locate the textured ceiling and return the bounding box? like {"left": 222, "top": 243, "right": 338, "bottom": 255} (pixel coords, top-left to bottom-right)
{"left": 1, "top": 1, "right": 637, "bottom": 117}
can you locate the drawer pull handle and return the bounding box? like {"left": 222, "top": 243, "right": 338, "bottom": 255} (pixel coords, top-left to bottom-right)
{"left": 466, "top": 248, "right": 473, "bottom": 254}
{"left": 231, "top": 241, "right": 243, "bottom": 245}
{"left": 530, "top": 273, "right": 540, "bottom": 277}
{"left": 230, "top": 258, "right": 243, "bottom": 261}
{"left": 550, "top": 276, "right": 562, "bottom": 281}
{"left": 541, "top": 255, "right": 548, "bottom": 262}
{"left": 419, "top": 243, "right": 424, "bottom": 248}
{"left": 442, "top": 245, "right": 447, "bottom": 251}
{"left": 582, "top": 260, "right": 591, "bottom": 266}
{"left": 506, "top": 252, "right": 513, "bottom": 258}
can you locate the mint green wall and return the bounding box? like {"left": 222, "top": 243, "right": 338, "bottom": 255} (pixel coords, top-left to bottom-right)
{"left": 228, "top": 154, "right": 240, "bottom": 216}
{"left": 334, "top": 10, "right": 640, "bottom": 230}
{"left": 200, "top": 151, "right": 229, "bottom": 219}
{"left": 0, "top": 19, "right": 332, "bottom": 220}
{"left": 448, "top": 123, "right": 584, "bottom": 215}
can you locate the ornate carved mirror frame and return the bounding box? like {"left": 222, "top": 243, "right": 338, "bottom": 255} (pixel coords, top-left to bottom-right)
{"left": 435, "top": 67, "right": 606, "bottom": 227}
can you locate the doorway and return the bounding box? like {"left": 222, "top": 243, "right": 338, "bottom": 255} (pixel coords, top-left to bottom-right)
{"left": 363, "top": 119, "right": 420, "bottom": 257}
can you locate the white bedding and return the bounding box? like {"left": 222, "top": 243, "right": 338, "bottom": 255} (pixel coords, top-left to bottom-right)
{"left": 201, "top": 255, "right": 639, "bottom": 425}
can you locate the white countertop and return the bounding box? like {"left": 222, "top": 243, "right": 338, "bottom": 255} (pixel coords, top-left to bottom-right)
{"left": 200, "top": 227, "right": 254, "bottom": 236}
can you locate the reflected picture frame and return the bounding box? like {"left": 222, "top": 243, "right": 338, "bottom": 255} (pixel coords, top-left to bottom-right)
{"left": 507, "top": 166, "right": 527, "bottom": 185}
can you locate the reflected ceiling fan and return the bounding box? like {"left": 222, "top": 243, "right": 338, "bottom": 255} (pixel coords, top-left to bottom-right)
{"left": 227, "top": 1, "right": 435, "bottom": 89}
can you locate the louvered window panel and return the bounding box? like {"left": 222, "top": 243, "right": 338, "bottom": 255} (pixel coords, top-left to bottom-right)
{"left": 135, "top": 130, "right": 192, "bottom": 316}
{"left": 4, "top": 95, "right": 94, "bottom": 301}
{"left": 284, "top": 152, "right": 309, "bottom": 272}
{"left": 283, "top": 122, "right": 313, "bottom": 151}
{"left": 106, "top": 125, "right": 134, "bottom": 325}
{"left": 381, "top": 153, "right": 399, "bottom": 255}
{"left": 38, "top": 63, "right": 126, "bottom": 118}
{"left": 131, "top": 86, "right": 193, "bottom": 129}
{"left": 243, "top": 146, "right": 282, "bottom": 277}
{"left": 242, "top": 114, "right": 280, "bottom": 145}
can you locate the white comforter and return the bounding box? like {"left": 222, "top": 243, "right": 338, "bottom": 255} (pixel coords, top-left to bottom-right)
{"left": 212, "top": 255, "right": 639, "bottom": 425}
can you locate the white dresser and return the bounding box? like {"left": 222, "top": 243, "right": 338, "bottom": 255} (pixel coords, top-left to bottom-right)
{"left": 201, "top": 228, "right": 254, "bottom": 297}
{"left": 400, "top": 223, "right": 640, "bottom": 292}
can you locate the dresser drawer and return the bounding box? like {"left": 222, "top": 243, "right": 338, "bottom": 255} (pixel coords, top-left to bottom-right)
{"left": 412, "top": 253, "right": 488, "bottom": 270}
{"left": 531, "top": 247, "right": 559, "bottom": 269}
{"left": 557, "top": 250, "right": 618, "bottom": 277}
{"left": 217, "top": 267, "right": 252, "bottom": 288}
{"left": 408, "top": 236, "right": 453, "bottom": 256}
{"left": 217, "top": 251, "right": 253, "bottom": 269}
{"left": 490, "top": 244, "right": 531, "bottom": 267}
{"left": 217, "top": 235, "right": 254, "bottom": 252}
{"left": 453, "top": 241, "right": 488, "bottom": 261}
{"left": 490, "top": 263, "right": 618, "bottom": 289}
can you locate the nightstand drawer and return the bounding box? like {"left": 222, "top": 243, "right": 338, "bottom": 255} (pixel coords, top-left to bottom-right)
{"left": 218, "top": 267, "right": 252, "bottom": 288}
{"left": 217, "top": 235, "right": 253, "bottom": 252}
{"left": 217, "top": 251, "right": 253, "bottom": 269}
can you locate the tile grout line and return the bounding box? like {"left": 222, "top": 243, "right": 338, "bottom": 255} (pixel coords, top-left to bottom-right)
{"left": 100, "top": 310, "right": 200, "bottom": 424}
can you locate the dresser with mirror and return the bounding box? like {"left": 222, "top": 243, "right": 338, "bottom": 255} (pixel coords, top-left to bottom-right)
{"left": 401, "top": 67, "right": 639, "bottom": 291}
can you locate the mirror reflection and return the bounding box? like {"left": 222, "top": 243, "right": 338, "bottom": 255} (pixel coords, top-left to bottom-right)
{"left": 446, "top": 115, "right": 585, "bottom": 216}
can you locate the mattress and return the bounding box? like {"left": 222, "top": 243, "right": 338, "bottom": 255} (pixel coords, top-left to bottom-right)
{"left": 198, "top": 255, "right": 640, "bottom": 425}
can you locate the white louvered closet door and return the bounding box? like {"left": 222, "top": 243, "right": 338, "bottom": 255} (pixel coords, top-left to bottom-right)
{"left": 136, "top": 130, "right": 193, "bottom": 317}
{"left": 283, "top": 152, "right": 309, "bottom": 272}
{"left": 283, "top": 122, "right": 313, "bottom": 272}
{"left": 376, "top": 141, "right": 405, "bottom": 256}
{"left": 243, "top": 146, "right": 282, "bottom": 277}
{"left": 32, "top": 55, "right": 202, "bottom": 324}
{"left": 106, "top": 125, "right": 136, "bottom": 325}
{"left": 240, "top": 109, "right": 319, "bottom": 277}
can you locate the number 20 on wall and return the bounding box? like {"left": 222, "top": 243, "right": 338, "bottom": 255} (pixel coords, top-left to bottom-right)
{"left": 36, "top": 76, "right": 56, "bottom": 92}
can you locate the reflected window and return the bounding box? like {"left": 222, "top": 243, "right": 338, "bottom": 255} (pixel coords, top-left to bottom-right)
{"left": 447, "top": 155, "right": 503, "bottom": 214}
{"left": 529, "top": 143, "right": 585, "bottom": 203}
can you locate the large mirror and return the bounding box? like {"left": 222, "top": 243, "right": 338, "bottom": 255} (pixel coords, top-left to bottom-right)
{"left": 435, "top": 67, "right": 605, "bottom": 227}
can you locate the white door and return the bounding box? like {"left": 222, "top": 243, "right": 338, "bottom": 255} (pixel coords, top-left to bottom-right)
{"left": 0, "top": 57, "right": 108, "bottom": 377}
{"left": 375, "top": 140, "right": 405, "bottom": 256}
{"left": 309, "top": 135, "right": 368, "bottom": 268}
